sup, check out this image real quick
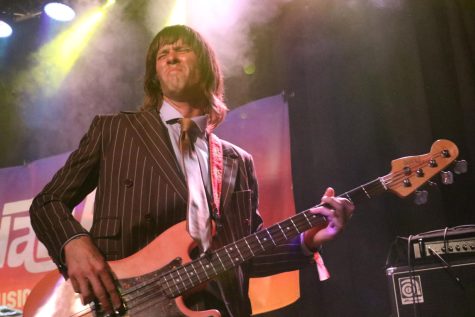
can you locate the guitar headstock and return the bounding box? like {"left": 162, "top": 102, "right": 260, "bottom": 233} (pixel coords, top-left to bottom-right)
{"left": 385, "top": 139, "right": 459, "bottom": 198}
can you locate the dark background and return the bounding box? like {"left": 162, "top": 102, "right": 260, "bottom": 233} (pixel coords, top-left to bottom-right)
{"left": 1, "top": 0, "right": 475, "bottom": 316}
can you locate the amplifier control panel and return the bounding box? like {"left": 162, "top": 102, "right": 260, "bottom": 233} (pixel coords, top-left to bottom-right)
{"left": 413, "top": 237, "right": 475, "bottom": 258}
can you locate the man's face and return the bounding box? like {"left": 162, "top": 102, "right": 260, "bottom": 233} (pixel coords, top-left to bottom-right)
{"left": 155, "top": 39, "right": 202, "bottom": 101}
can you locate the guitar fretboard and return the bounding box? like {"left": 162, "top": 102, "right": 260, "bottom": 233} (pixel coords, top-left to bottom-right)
{"left": 159, "top": 177, "right": 387, "bottom": 297}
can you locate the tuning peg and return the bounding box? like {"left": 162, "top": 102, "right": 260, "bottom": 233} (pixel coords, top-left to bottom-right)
{"left": 453, "top": 160, "right": 468, "bottom": 175}
{"left": 440, "top": 171, "right": 454, "bottom": 185}
{"left": 414, "top": 190, "right": 429, "bottom": 205}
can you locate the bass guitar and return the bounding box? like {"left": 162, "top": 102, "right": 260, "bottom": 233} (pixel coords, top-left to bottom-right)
{"left": 23, "top": 139, "right": 459, "bottom": 316}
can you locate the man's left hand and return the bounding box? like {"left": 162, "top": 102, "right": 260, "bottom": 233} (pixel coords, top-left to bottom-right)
{"left": 303, "top": 187, "right": 354, "bottom": 250}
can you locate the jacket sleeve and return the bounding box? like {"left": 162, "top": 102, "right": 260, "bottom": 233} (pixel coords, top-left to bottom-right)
{"left": 243, "top": 153, "right": 316, "bottom": 278}
{"left": 29, "top": 115, "right": 103, "bottom": 270}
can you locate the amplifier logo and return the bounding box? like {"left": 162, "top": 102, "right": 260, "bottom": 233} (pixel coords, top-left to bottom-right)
{"left": 398, "top": 276, "right": 424, "bottom": 305}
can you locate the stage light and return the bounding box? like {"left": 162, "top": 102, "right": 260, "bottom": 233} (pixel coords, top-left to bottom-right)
{"left": 0, "top": 20, "right": 13, "bottom": 38}
{"left": 0, "top": 11, "right": 14, "bottom": 38}
{"left": 244, "top": 63, "right": 256, "bottom": 75}
{"left": 23, "top": 0, "right": 115, "bottom": 95}
{"left": 105, "top": 0, "right": 116, "bottom": 7}
{"left": 44, "top": 2, "right": 76, "bottom": 22}
{"left": 166, "top": 0, "right": 187, "bottom": 25}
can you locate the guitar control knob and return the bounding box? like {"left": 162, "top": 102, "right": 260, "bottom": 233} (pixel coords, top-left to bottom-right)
{"left": 429, "top": 159, "right": 438, "bottom": 167}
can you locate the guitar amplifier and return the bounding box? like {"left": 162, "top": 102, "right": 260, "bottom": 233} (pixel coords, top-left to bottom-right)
{"left": 386, "top": 258, "right": 475, "bottom": 317}
{"left": 386, "top": 226, "right": 475, "bottom": 317}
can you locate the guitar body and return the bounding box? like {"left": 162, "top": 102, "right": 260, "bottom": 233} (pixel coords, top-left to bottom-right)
{"left": 23, "top": 221, "right": 220, "bottom": 317}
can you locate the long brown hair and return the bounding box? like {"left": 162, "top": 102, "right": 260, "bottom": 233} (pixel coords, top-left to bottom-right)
{"left": 141, "top": 25, "right": 228, "bottom": 130}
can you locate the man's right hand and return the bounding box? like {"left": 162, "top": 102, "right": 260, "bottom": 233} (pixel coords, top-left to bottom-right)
{"left": 63, "top": 235, "right": 122, "bottom": 314}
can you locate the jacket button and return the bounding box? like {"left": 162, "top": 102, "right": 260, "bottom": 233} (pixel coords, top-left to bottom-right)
{"left": 123, "top": 179, "right": 133, "bottom": 188}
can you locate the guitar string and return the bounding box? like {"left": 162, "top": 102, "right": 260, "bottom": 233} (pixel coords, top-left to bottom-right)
{"left": 73, "top": 152, "right": 448, "bottom": 315}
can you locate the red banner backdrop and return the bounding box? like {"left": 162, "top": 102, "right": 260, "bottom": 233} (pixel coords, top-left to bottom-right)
{"left": 0, "top": 94, "right": 297, "bottom": 313}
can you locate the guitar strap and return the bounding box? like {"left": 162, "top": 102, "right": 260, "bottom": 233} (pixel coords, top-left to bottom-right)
{"left": 208, "top": 133, "right": 223, "bottom": 228}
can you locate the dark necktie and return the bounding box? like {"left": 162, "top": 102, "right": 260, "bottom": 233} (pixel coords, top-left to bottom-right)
{"left": 179, "top": 118, "right": 212, "bottom": 251}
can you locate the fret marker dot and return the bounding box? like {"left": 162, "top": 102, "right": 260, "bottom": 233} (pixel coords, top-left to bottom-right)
{"left": 235, "top": 257, "right": 239, "bottom": 261}
{"left": 206, "top": 265, "right": 210, "bottom": 268}
{"left": 263, "top": 238, "right": 267, "bottom": 241}
{"left": 286, "top": 227, "right": 290, "bottom": 230}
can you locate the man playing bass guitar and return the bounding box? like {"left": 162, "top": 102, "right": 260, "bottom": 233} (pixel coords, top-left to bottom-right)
{"left": 28, "top": 25, "right": 354, "bottom": 317}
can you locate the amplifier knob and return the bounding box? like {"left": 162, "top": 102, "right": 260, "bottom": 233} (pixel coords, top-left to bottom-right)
{"left": 448, "top": 246, "right": 453, "bottom": 252}
{"left": 462, "top": 244, "right": 468, "bottom": 250}
{"left": 455, "top": 245, "right": 461, "bottom": 251}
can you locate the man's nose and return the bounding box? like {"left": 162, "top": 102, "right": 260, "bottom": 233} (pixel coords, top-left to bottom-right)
{"left": 166, "top": 51, "right": 179, "bottom": 64}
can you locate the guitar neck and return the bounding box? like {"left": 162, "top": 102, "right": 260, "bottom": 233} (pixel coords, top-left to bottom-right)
{"left": 160, "top": 177, "right": 387, "bottom": 298}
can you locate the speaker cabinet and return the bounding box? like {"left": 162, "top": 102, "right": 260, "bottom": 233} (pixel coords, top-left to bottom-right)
{"left": 386, "top": 258, "right": 475, "bottom": 317}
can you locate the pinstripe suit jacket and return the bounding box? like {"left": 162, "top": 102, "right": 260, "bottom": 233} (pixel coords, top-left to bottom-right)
{"left": 29, "top": 110, "right": 313, "bottom": 316}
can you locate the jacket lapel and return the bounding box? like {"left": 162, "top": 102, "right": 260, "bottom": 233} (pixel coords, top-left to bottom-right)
{"left": 123, "top": 111, "right": 188, "bottom": 202}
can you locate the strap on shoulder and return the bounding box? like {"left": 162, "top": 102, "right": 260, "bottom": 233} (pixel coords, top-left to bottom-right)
{"left": 208, "top": 133, "right": 223, "bottom": 221}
